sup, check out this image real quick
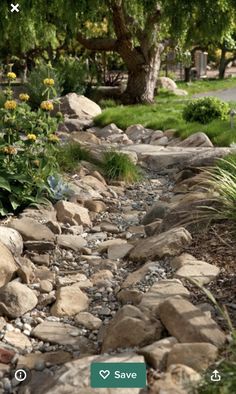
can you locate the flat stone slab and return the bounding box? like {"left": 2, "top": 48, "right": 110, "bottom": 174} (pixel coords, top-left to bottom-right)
{"left": 139, "top": 279, "right": 190, "bottom": 311}
{"left": 32, "top": 321, "right": 82, "bottom": 346}
{"left": 120, "top": 145, "right": 235, "bottom": 172}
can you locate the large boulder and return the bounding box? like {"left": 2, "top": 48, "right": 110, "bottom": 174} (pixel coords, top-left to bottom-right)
{"left": 156, "top": 77, "right": 177, "bottom": 91}
{"left": 55, "top": 93, "right": 101, "bottom": 119}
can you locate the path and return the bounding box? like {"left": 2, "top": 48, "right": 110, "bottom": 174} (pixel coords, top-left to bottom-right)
{"left": 193, "top": 87, "right": 236, "bottom": 102}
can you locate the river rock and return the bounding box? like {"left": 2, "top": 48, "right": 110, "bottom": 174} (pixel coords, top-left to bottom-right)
{"left": 139, "top": 279, "right": 190, "bottom": 311}
{"left": 0, "top": 242, "right": 18, "bottom": 287}
{"left": 167, "top": 342, "right": 218, "bottom": 372}
{"left": 17, "top": 351, "right": 72, "bottom": 369}
{"left": 0, "top": 227, "right": 23, "bottom": 256}
{"left": 178, "top": 132, "right": 213, "bottom": 148}
{"left": 32, "top": 321, "right": 82, "bottom": 346}
{"left": 0, "top": 282, "right": 38, "bottom": 318}
{"left": 56, "top": 234, "right": 87, "bottom": 251}
{"left": 4, "top": 331, "right": 31, "bottom": 350}
{"left": 55, "top": 200, "right": 91, "bottom": 226}
{"left": 129, "top": 227, "right": 192, "bottom": 262}
{"left": 157, "top": 297, "right": 226, "bottom": 347}
{"left": 51, "top": 283, "right": 89, "bottom": 317}
{"left": 172, "top": 253, "right": 220, "bottom": 285}
{"left": 139, "top": 337, "right": 178, "bottom": 370}
{"left": 102, "top": 305, "right": 162, "bottom": 352}
{"left": 8, "top": 218, "right": 55, "bottom": 242}
{"left": 75, "top": 312, "right": 102, "bottom": 330}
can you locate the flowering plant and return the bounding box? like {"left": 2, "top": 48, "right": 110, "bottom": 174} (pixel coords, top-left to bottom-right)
{"left": 0, "top": 71, "right": 63, "bottom": 215}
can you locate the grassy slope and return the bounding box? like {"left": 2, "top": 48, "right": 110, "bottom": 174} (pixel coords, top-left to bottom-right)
{"left": 94, "top": 79, "right": 236, "bottom": 147}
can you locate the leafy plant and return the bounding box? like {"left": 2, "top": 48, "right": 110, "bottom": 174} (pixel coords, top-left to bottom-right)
{"left": 0, "top": 72, "right": 61, "bottom": 215}
{"left": 56, "top": 142, "right": 90, "bottom": 172}
{"left": 102, "top": 150, "right": 141, "bottom": 183}
{"left": 183, "top": 97, "right": 230, "bottom": 124}
{"left": 47, "top": 175, "right": 74, "bottom": 201}
{"left": 26, "top": 63, "right": 62, "bottom": 108}
{"left": 55, "top": 57, "right": 87, "bottom": 95}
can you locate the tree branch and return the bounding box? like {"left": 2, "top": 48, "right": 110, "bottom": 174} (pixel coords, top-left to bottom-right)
{"left": 77, "top": 32, "right": 117, "bottom": 52}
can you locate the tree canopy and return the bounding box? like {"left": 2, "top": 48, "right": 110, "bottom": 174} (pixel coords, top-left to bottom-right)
{"left": 0, "top": 0, "right": 235, "bottom": 102}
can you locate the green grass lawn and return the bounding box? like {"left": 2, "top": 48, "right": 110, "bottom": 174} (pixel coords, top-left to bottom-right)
{"left": 94, "top": 79, "right": 236, "bottom": 147}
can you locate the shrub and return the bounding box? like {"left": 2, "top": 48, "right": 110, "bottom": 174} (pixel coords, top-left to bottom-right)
{"left": 56, "top": 142, "right": 90, "bottom": 172}
{"left": 0, "top": 72, "right": 61, "bottom": 215}
{"left": 26, "top": 63, "right": 62, "bottom": 109}
{"left": 102, "top": 151, "right": 141, "bottom": 183}
{"left": 183, "top": 97, "right": 230, "bottom": 124}
{"left": 55, "top": 57, "right": 87, "bottom": 96}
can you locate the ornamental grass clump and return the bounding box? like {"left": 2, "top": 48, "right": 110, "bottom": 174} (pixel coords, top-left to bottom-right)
{"left": 0, "top": 70, "right": 63, "bottom": 215}
{"left": 184, "top": 160, "right": 236, "bottom": 231}
{"left": 102, "top": 151, "right": 141, "bottom": 183}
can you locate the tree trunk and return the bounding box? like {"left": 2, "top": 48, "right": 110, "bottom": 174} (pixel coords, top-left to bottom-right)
{"left": 121, "top": 50, "right": 161, "bottom": 104}
{"left": 219, "top": 47, "right": 227, "bottom": 79}
{"left": 184, "top": 67, "right": 191, "bottom": 82}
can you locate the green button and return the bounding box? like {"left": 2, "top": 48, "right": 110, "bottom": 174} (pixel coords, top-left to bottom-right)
{"left": 90, "top": 362, "right": 147, "bottom": 388}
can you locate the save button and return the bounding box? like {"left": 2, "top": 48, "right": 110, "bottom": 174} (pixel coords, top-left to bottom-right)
{"left": 90, "top": 362, "right": 147, "bottom": 388}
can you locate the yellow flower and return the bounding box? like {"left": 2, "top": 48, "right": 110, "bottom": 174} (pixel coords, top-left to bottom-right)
{"left": 3, "top": 146, "right": 17, "bottom": 155}
{"left": 7, "top": 72, "right": 16, "bottom": 80}
{"left": 48, "top": 134, "right": 59, "bottom": 143}
{"left": 19, "top": 93, "right": 30, "bottom": 102}
{"left": 27, "top": 134, "right": 37, "bottom": 142}
{"left": 4, "top": 100, "right": 17, "bottom": 110}
{"left": 43, "top": 78, "right": 55, "bottom": 86}
{"left": 40, "top": 101, "right": 54, "bottom": 111}
{"left": 33, "top": 159, "right": 40, "bottom": 167}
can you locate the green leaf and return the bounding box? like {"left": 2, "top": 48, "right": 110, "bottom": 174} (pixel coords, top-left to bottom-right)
{"left": 0, "top": 201, "right": 8, "bottom": 216}
{"left": 0, "top": 176, "right": 11, "bottom": 192}
{"left": 9, "top": 195, "right": 20, "bottom": 210}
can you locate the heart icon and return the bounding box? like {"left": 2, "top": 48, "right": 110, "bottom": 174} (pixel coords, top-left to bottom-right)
{"left": 99, "top": 370, "right": 110, "bottom": 380}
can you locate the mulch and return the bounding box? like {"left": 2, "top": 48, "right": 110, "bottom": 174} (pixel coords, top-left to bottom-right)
{"left": 183, "top": 222, "right": 236, "bottom": 329}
